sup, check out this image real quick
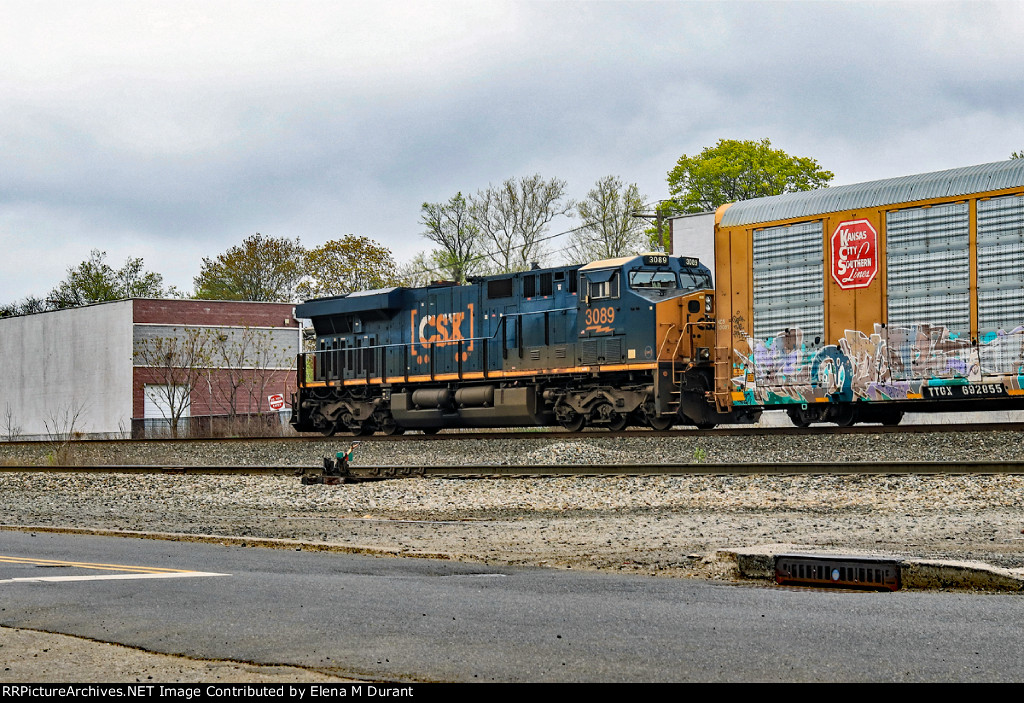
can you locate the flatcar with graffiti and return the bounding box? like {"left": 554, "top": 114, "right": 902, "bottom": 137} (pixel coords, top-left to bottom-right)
{"left": 291, "top": 158, "right": 1024, "bottom": 433}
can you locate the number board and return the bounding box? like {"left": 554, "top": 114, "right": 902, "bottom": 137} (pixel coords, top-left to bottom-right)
{"left": 642, "top": 254, "right": 670, "bottom": 266}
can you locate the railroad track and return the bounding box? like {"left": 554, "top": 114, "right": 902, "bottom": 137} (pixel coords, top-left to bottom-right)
{"left": 4, "top": 420, "right": 1024, "bottom": 448}
{"left": 3, "top": 461, "right": 1024, "bottom": 478}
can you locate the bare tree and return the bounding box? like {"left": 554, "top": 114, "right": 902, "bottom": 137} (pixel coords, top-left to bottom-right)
{"left": 204, "top": 326, "right": 292, "bottom": 432}
{"left": 203, "top": 328, "right": 254, "bottom": 421}
{"left": 567, "top": 175, "right": 649, "bottom": 264}
{"left": 3, "top": 403, "right": 22, "bottom": 442}
{"left": 244, "top": 328, "right": 292, "bottom": 427}
{"left": 42, "top": 402, "right": 85, "bottom": 465}
{"left": 469, "top": 174, "right": 574, "bottom": 272}
{"left": 133, "top": 328, "right": 212, "bottom": 438}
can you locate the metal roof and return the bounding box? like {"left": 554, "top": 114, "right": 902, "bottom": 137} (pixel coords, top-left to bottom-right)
{"left": 718, "top": 159, "right": 1024, "bottom": 228}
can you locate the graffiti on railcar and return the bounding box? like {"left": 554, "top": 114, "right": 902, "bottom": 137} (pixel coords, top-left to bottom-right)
{"left": 733, "top": 323, "right": 1024, "bottom": 405}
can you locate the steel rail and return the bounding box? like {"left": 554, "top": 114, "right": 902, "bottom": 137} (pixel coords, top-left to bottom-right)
{"left": 4, "top": 421, "right": 1024, "bottom": 448}
{"left": 2, "top": 461, "right": 1024, "bottom": 477}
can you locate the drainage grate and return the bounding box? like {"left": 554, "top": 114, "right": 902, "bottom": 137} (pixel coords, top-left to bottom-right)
{"left": 775, "top": 554, "right": 900, "bottom": 591}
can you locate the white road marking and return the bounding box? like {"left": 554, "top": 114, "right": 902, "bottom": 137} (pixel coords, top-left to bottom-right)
{"left": 0, "top": 555, "right": 229, "bottom": 583}
{"left": 1, "top": 572, "right": 228, "bottom": 584}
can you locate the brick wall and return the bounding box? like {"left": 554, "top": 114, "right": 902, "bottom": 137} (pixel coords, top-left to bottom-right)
{"left": 132, "top": 367, "right": 296, "bottom": 419}
{"left": 133, "top": 299, "right": 297, "bottom": 328}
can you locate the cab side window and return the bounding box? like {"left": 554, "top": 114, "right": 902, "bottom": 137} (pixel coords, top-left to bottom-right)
{"left": 583, "top": 270, "right": 619, "bottom": 300}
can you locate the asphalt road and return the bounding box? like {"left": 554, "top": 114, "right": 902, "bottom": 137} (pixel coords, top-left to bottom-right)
{"left": 2, "top": 531, "right": 1023, "bottom": 682}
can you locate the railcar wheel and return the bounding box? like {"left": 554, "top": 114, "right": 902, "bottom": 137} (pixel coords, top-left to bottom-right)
{"left": 833, "top": 406, "right": 857, "bottom": 427}
{"left": 786, "top": 408, "right": 810, "bottom": 428}
{"left": 881, "top": 411, "right": 904, "bottom": 426}
{"left": 694, "top": 421, "right": 717, "bottom": 430}
{"left": 421, "top": 427, "right": 441, "bottom": 435}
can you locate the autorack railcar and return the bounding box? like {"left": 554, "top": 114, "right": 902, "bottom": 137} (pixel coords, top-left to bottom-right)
{"left": 712, "top": 158, "right": 1024, "bottom": 426}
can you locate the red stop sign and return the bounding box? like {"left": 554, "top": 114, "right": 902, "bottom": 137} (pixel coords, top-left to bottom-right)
{"left": 830, "top": 219, "right": 878, "bottom": 290}
{"left": 268, "top": 394, "right": 285, "bottom": 410}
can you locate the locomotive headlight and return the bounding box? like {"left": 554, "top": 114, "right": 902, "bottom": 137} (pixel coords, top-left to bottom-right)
{"left": 698, "top": 347, "right": 711, "bottom": 361}
{"left": 705, "top": 295, "right": 713, "bottom": 313}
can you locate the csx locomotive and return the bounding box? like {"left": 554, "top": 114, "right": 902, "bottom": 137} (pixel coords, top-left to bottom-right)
{"left": 292, "top": 159, "right": 1024, "bottom": 433}
{"left": 290, "top": 253, "right": 757, "bottom": 435}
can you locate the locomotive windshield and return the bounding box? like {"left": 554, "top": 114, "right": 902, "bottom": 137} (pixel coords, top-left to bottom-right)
{"left": 679, "top": 269, "right": 712, "bottom": 291}
{"left": 629, "top": 270, "right": 678, "bottom": 289}
{"left": 629, "top": 268, "right": 712, "bottom": 293}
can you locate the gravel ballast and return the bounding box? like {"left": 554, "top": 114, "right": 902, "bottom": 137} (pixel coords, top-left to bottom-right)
{"left": 3, "top": 431, "right": 1024, "bottom": 580}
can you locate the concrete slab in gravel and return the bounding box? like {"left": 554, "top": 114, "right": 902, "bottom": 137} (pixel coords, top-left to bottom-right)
{"left": 725, "top": 543, "right": 1024, "bottom": 591}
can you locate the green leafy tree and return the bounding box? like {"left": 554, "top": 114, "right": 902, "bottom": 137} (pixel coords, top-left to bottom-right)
{"left": 297, "top": 235, "right": 398, "bottom": 299}
{"left": 567, "top": 176, "right": 648, "bottom": 264}
{"left": 419, "top": 192, "right": 482, "bottom": 284}
{"left": 469, "top": 174, "right": 574, "bottom": 272}
{"left": 194, "top": 233, "right": 305, "bottom": 302}
{"left": 667, "top": 138, "right": 834, "bottom": 214}
{"left": 0, "top": 295, "right": 49, "bottom": 317}
{"left": 47, "top": 249, "right": 167, "bottom": 309}
{"left": 1012, "top": 150, "right": 1023, "bottom": 159}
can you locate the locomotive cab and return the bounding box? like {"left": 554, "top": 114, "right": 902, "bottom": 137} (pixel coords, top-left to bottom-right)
{"left": 568, "top": 254, "right": 735, "bottom": 429}
{"left": 578, "top": 254, "right": 714, "bottom": 369}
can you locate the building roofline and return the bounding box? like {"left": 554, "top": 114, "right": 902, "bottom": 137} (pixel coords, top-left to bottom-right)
{"left": 718, "top": 159, "right": 1024, "bottom": 227}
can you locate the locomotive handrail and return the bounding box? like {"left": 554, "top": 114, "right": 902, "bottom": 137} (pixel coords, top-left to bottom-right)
{"left": 299, "top": 317, "right": 520, "bottom": 385}
{"left": 656, "top": 323, "right": 678, "bottom": 362}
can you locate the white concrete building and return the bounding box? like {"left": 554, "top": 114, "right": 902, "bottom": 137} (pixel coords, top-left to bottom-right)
{"left": 0, "top": 299, "right": 299, "bottom": 440}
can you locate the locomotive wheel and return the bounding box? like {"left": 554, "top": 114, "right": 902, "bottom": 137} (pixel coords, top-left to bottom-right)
{"left": 421, "top": 427, "right": 441, "bottom": 435}
{"left": 381, "top": 420, "right": 405, "bottom": 436}
{"left": 648, "top": 415, "right": 675, "bottom": 431}
{"left": 694, "top": 421, "right": 717, "bottom": 430}
{"left": 560, "top": 413, "right": 587, "bottom": 432}
{"left": 355, "top": 423, "right": 377, "bottom": 436}
{"left": 321, "top": 421, "right": 339, "bottom": 437}
{"left": 606, "top": 412, "right": 628, "bottom": 432}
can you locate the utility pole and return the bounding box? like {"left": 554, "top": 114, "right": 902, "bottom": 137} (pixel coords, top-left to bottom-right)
{"left": 631, "top": 201, "right": 672, "bottom": 254}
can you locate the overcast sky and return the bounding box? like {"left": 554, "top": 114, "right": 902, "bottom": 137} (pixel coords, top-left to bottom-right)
{"left": 2, "top": 0, "right": 1023, "bottom": 303}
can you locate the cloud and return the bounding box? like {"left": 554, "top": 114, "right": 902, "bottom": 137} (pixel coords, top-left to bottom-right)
{"left": 2, "top": 1, "right": 1023, "bottom": 301}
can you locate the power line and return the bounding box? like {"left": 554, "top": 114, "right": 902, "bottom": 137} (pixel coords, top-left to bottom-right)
{"left": 402, "top": 203, "right": 665, "bottom": 283}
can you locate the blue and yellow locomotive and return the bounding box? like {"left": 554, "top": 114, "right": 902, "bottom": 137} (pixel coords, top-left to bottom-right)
{"left": 290, "top": 253, "right": 758, "bottom": 435}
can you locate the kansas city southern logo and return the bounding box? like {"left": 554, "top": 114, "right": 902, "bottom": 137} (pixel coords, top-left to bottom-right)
{"left": 830, "top": 219, "right": 878, "bottom": 290}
